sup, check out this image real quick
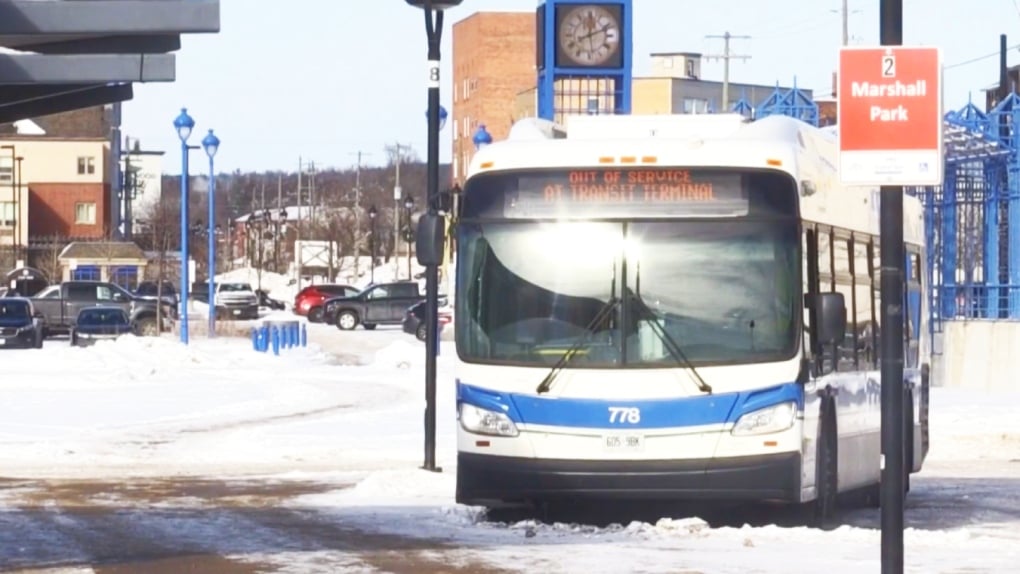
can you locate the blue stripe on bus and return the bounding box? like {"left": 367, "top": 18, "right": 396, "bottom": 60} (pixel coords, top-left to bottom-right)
{"left": 457, "top": 380, "right": 804, "bottom": 430}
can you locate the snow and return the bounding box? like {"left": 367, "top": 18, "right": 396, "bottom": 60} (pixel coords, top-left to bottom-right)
{"left": 0, "top": 327, "right": 1017, "bottom": 572}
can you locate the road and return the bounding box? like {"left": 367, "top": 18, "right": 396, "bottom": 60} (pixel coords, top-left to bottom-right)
{"left": 0, "top": 476, "right": 512, "bottom": 574}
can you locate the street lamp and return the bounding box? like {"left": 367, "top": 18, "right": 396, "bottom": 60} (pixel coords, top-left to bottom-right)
{"left": 405, "top": 0, "right": 462, "bottom": 473}
{"left": 472, "top": 124, "right": 493, "bottom": 150}
{"left": 403, "top": 195, "right": 414, "bottom": 281}
{"left": 173, "top": 107, "right": 196, "bottom": 344}
{"left": 425, "top": 105, "right": 448, "bottom": 131}
{"left": 202, "top": 129, "right": 221, "bottom": 338}
{"left": 368, "top": 204, "right": 378, "bottom": 284}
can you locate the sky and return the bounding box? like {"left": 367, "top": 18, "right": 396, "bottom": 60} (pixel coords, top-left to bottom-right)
{"left": 122, "top": 0, "right": 1020, "bottom": 175}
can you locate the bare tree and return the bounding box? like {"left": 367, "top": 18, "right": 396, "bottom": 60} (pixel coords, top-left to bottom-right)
{"left": 35, "top": 235, "right": 66, "bottom": 283}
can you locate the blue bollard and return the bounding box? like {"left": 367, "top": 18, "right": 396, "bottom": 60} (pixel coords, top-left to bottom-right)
{"left": 291, "top": 322, "right": 299, "bottom": 346}
{"left": 271, "top": 326, "right": 280, "bottom": 355}
{"left": 301, "top": 323, "right": 308, "bottom": 347}
{"left": 261, "top": 324, "right": 270, "bottom": 352}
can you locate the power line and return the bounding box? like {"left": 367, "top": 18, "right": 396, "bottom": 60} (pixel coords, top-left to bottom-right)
{"left": 944, "top": 45, "right": 1020, "bottom": 71}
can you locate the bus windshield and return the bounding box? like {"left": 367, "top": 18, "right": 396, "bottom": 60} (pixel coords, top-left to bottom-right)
{"left": 456, "top": 219, "right": 800, "bottom": 368}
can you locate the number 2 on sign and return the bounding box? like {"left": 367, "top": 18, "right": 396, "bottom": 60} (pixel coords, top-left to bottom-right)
{"left": 881, "top": 55, "right": 896, "bottom": 78}
{"left": 608, "top": 406, "right": 641, "bottom": 424}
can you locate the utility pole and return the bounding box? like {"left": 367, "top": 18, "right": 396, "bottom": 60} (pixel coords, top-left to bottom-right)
{"left": 387, "top": 143, "right": 408, "bottom": 280}
{"left": 704, "top": 31, "right": 751, "bottom": 112}
{"left": 296, "top": 157, "right": 303, "bottom": 284}
{"left": 842, "top": 0, "right": 850, "bottom": 46}
{"left": 351, "top": 151, "right": 369, "bottom": 282}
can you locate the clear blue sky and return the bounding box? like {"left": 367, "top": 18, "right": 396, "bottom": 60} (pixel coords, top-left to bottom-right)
{"left": 122, "top": 0, "right": 1020, "bottom": 174}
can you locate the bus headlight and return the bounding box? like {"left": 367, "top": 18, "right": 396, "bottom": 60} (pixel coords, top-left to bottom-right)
{"left": 459, "top": 403, "right": 519, "bottom": 437}
{"left": 731, "top": 401, "right": 797, "bottom": 436}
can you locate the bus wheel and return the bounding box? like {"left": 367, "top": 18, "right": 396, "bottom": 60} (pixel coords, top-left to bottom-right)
{"left": 814, "top": 398, "right": 839, "bottom": 529}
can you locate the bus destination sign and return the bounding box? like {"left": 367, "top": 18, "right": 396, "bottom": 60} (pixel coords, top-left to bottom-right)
{"left": 505, "top": 168, "right": 748, "bottom": 218}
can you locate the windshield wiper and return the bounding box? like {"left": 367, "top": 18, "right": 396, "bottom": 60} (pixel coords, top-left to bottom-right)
{"left": 535, "top": 295, "right": 620, "bottom": 395}
{"left": 627, "top": 287, "right": 713, "bottom": 395}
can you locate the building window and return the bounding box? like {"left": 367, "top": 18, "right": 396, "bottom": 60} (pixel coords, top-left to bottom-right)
{"left": 77, "top": 156, "right": 96, "bottom": 175}
{"left": 75, "top": 202, "right": 97, "bottom": 225}
{"left": 0, "top": 157, "right": 11, "bottom": 183}
{"left": 682, "top": 98, "right": 709, "bottom": 114}
{"left": 0, "top": 201, "right": 14, "bottom": 226}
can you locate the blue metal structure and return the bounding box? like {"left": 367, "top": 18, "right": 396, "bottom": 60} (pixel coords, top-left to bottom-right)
{"left": 537, "top": 0, "right": 633, "bottom": 122}
{"left": 903, "top": 95, "right": 1020, "bottom": 331}
{"left": 731, "top": 88, "right": 754, "bottom": 119}
{"left": 755, "top": 79, "right": 819, "bottom": 126}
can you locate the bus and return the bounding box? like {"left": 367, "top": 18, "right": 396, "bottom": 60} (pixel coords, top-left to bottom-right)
{"left": 452, "top": 113, "right": 930, "bottom": 523}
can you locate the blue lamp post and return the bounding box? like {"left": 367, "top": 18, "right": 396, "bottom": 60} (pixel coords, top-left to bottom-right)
{"left": 472, "top": 124, "right": 492, "bottom": 150}
{"left": 173, "top": 107, "right": 195, "bottom": 344}
{"left": 202, "top": 129, "right": 221, "bottom": 338}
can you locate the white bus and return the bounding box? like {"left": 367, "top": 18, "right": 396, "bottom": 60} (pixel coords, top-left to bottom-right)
{"left": 452, "top": 113, "right": 930, "bottom": 523}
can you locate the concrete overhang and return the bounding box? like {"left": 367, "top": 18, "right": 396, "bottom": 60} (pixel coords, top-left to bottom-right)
{"left": 0, "top": 83, "right": 133, "bottom": 123}
{"left": 0, "top": 54, "right": 174, "bottom": 84}
{"left": 0, "top": 0, "right": 219, "bottom": 120}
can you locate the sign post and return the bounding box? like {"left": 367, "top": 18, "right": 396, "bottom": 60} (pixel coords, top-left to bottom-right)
{"left": 837, "top": 3, "right": 942, "bottom": 573}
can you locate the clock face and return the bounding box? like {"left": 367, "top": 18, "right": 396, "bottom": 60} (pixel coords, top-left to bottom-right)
{"left": 557, "top": 5, "right": 621, "bottom": 67}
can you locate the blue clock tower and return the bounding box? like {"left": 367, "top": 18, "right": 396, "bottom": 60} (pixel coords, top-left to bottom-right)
{"left": 536, "top": 0, "right": 633, "bottom": 122}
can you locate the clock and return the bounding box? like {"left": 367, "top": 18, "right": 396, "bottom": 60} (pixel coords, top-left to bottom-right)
{"left": 555, "top": 4, "right": 623, "bottom": 68}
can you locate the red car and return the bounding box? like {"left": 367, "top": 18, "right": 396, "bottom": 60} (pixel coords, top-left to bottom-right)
{"left": 294, "top": 284, "right": 360, "bottom": 322}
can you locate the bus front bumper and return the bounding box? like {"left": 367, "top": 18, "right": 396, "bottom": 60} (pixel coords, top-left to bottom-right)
{"left": 455, "top": 451, "right": 802, "bottom": 507}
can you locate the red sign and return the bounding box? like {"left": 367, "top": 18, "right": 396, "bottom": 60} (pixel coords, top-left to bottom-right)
{"left": 837, "top": 46, "right": 943, "bottom": 186}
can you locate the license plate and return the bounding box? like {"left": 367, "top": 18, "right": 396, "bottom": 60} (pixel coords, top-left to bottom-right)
{"left": 233, "top": 309, "right": 241, "bottom": 315}
{"left": 0, "top": 338, "right": 6, "bottom": 346}
{"left": 603, "top": 434, "right": 644, "bottom": 451}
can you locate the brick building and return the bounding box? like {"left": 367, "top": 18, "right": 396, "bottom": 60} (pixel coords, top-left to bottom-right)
{"left": 451, "top": 11, "right": 537, "bottom": 184}
{"left": 451, "top": 13, "right": 828, "bottom": 174}
{"left": 0, "top": 106, "right": 113, "bottom": 272}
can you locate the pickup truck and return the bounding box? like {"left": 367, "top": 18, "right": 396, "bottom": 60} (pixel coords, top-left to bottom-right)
{"left": 322, "top": 281, "right": 428, "bottom": 330}
{"left": 30, "top": 280, "right": 172, "bottom": 338}
{"left": 191, "top": 281, "right": 260, "bottom": 320}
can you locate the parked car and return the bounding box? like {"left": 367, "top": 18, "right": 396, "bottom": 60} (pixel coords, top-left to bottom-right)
{"left": 70, "top": 306, "right": 133, "bottom": 347}
{"left": 323, "top": 281, "right": 429, "bottom": 331}
{"left": 256, "top": 289, "right": 286, "bottom": 310}
{"left": 402, "top": 299, "right": 452, "bottom": 341}
{"left": 192, "top": 281, "right": 260, "bottom": 320}
{"left": 0, "top": 297, "right": 44, "bottom": 349}
{"left": 295, "top": 283, "right": 359, "bottom": 322}
{"left": 135, "top": 281, "right": 179, "bottom": 310}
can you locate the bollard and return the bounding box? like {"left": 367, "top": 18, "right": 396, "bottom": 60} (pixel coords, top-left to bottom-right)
{"left": 271, "top": 326, "right": 280, "bottom": 355}
{"left": 291, "top": 322, "right": 299, "bottom": 347}
{"left": 251, "top": 327, "right": 259, "bottom": 351}
{"left": 261, "top": 324, "right": 270, "bottom": 352}
{"left": 301, "top": 323, "right": 308, "bottom": 347}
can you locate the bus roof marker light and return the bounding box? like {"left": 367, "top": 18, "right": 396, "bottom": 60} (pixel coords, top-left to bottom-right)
{"left": 641, "top": 156, "right": 658, "bottom": 164}
{"left": 598, "top": 156, "right": 615, "bottom": 164}
{"left": 480, "top": 161, "right": 494, "bottom": 169}
{"left": 766, "top": 158, "right": 783, "bottom": 166}
{"left": 620, "top": 156, "right": 637, "bottom": 164}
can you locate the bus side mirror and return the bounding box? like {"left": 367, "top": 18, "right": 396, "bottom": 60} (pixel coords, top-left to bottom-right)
{"left": 416, "top": 213, "right": 445, "bottom": 266}
{"left": 807, "top": 292, "right": 847, "bottom": 345}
